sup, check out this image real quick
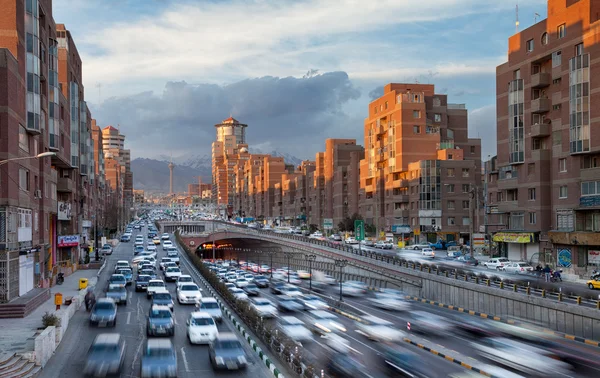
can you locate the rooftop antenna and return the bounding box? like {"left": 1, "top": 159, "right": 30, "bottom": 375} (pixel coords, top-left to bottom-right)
{"left": 516, "top": 3, "right": 520, "bottom": 33}
{"left": 534, "top": 12, "right": 540, "bottom": 23}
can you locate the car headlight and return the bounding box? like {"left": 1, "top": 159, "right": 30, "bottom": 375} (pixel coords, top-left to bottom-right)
{"left": 90, "top": 314, "right": 97, "bottom": 321}
{"left": 150, "top": 323, "right": 157, "bottom": 329}
{"left": 215, "top": 357, "right": 225, "bottom": 365}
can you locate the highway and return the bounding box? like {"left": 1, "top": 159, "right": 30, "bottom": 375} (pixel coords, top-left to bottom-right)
{"left": 39, "top": 227, "right": 276, "bottom": 378}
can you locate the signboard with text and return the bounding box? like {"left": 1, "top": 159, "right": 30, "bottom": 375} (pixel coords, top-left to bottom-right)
{"left": 589, "top": 250, "right": 600, "bottom": 264}
{"left": 354, "top": 220, "right": 365, "bottom": 241}
{"left": 323, "top": 218, "right": 333, "bottom": 230}
{"left": 57, "top": 235, "right": 80, "bottom": 248}
{"left": 57, "top": 201, "right": 71, "bottom": 221}
{"left": 391, "top": 225, "right": 411, "bottom": 234}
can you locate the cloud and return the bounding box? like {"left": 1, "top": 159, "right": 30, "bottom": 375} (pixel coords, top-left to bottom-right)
{"left": 368, "top": 86, "right": 384, "bottom": 101}
{"left": 92, "top": 71, "right": 361, "bottom": 160}
{"left": 468, "top": 104, "right": 497, "bottom": 159}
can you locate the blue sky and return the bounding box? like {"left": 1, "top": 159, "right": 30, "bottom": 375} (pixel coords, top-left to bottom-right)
{"left": 53, "top": 0, "right": 548, "bottom": 161}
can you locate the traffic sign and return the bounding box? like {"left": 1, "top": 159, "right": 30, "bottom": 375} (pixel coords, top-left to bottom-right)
{"left": 354, "top": 220, "right": 365, "bottom": 241}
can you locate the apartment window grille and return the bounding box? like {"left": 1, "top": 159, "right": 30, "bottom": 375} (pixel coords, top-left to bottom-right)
{"left": 557, "top": 210, "right": 574, "bottom": 230}
{"left": 434, "top": 114, "right": 441, "bottom": 122}
{"left": 508, "top": 79, "right": 524, "bottom": 163}
{"left": 569, "top": 53, "right": 590, "bottom": 153}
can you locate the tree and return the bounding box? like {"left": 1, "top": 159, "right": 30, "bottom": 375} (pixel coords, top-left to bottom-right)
{"left": 338, "top": 213, "right": 363, "bottom": 232}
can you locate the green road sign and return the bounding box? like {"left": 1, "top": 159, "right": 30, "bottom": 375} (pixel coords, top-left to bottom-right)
{"left": 354, "top": 220, "right": 365, "bottom": 241}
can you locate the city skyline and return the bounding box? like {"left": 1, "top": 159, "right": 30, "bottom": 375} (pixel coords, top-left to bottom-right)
{"left": 51, "top": 0, "right": 548, "bottom": 162}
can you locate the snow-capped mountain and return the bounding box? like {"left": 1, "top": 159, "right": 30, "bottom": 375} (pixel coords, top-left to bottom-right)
{"left": 248, "top": 149, "right": 304, "bottom": 166}
{"left": 158, "top": 151, "right": 302, "bottom": 170}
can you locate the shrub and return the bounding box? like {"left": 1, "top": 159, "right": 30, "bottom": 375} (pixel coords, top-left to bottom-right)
{"left": 42, "top": 312, "right": 61, "bottom": 328}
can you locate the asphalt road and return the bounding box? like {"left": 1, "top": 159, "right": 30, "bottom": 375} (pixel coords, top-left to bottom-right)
{"left": 38, "top": 227, "right": 274, "bottom": 378}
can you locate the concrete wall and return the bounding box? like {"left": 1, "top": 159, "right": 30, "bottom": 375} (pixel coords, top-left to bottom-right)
{"left": 33, "top": 326, "right": 56, "bottom": 367}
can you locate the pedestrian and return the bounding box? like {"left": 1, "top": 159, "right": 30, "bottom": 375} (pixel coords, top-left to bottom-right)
{"left": 543, "top": 264, "right": 552, "bottom": 282}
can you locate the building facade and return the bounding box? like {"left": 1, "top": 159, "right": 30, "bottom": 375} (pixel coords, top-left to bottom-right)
{"left": 488, "top": 0, "right": 600, "bottom": 272}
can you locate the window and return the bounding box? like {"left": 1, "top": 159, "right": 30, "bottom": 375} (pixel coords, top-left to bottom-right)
{"left": 462, "top": 184, "right": 470, "bottom": 193}
{"left": 575, "top": 43, "right": 583, "bottom": 56}
{"left": 413, "top": 110, "right": 421, "bottom": 119}
{"left": 581, "top": 181, "right": 600, "bottom": 196}
{"left": 559, "top": 158, "right": 567, "bottom": 172}
{"left": 434, "top": 113, "right": 441, "bottom": 122}
{"left": 470, "top": 146, "right": 475, "bottom": 154}
{"left": 462, "top": 217, "right": 470, "bottom": 226}
{"left": 528, "top": 163, "right": 535, "bottom": 175}
{"left": 553, "top": 104, "right": 561, "bottom": 110}
{"left": 559, "top": 185, "right": 568, "bottom": 199}
{"left": 412, "top": 125, "right": 421, "bottom": 134}
{"left": 447, "top": 168, "right": 455, "bottom": 177}
{"left": 19, "top": 125, "right": 29, "bottom": 152}
{"left": 514, "top": 69, "right": 521, "bottom": 80}
{"left": 526, "top": 39, "right": 534, "bottom": 52}
{"left": 447, "top": 184, "right": 455, "bottom": 193}
{"left": 552, "top": 51, "right": 562, "bottom": 67}
{"left": 581, "top": 156, "right": 599, "bottom": 169}
{"left": 497, "top": 191, "right": 504, "bottom": 202}
{"left": 19, "top": 169, "right": 30, "bottom": 191}
{"left": 448, "top": 153, "right": 453, "bottom": 160}
{"left": 447, "top": 217, "right": 455, "bottom": 226}
{"left": 541, "top": 32, "right": 548, "bottom": 45}
{"left": 384, "top": 101, "right": 388, "bottom": 109}
{"left": 462, "top": 200, "right": 470, "bottom": 210}
{"left": 528, "top": 188, "right": 536, "bottom": 200}
{"left": 447, "top": 129, "right": 454, "bottom": 139}
{"left": 462, "top": 168, "right": 470, "bottom": 177}
{"left": 557, "top": 24, "right": 566, "bottom": 39}
{"left": 447, "top": 200, "right": 455, "bottom": 210}
{"left": 510, "top": 213, "right": 525, "bottom": 230}
{"left": 557, "top": 210, "right": 574, "bottom": 230}
{"left": 529, "top": 212, "right": 537, "bottom": 224}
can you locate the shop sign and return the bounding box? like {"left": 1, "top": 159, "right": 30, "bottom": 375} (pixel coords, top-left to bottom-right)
{"left": 588, "top": 250, "right": 600, "bottom": 264}
{"left": 492, "top": 232, "right": 533, "bottom": 243}
{"left": 391, "top": 225, "right": 411, "bottom": 234}
{"left": 58, "top": 235, "right": 80, "bottom": 247}
{"left": 580, "top": 195, "right": 600, "bottom": 208}
{"left": 557, "top": 248, "right": 572, "bottom": 268}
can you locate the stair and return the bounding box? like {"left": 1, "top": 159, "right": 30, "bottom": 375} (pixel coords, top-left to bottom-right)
{"left": 0, "top": 354, "right": 38, "bottom": 378}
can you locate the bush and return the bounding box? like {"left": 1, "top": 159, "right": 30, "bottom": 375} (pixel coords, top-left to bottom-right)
{"left": 42, "top": 312, "right": 61, "bottom": 328}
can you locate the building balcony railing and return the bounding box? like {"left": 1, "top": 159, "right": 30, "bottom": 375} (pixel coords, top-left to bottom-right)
{"left": 437, "top": 140, "right": 454, "bottom": 150}
{"left": 497, "top": 200, "right": 519, "bottom": 213}
{"left": 580, "top": 167, "right": 600, "bottom": 181}
{"left": 393, "top": 208, "right": 409, "bottom": 217}
{"left": 532, "top": 148, "right": 551, "bottom": 161}
{"left": 393, "top": 179, "right": 408, "bottom": 188}
{"left": 531, "top": 72, "right": 551, "bottom": 88}
{"left": 531, "top": 98, "right": 550, "bottom": 114}
{"left": 497, "top": 177, "right": 518, "bottom": 190}
{"left": 57, "top": 177, "right": 73, "bottom": 193}
{"left": 391, "top": 194, "right": 409, "bottom": 202}
{"left": 530, "top": 122, "right": 551, "bottom": 137}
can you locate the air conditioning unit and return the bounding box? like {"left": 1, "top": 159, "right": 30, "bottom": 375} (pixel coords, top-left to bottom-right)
{"left": 35, "top": 190, "right": 42, "bottom": 198}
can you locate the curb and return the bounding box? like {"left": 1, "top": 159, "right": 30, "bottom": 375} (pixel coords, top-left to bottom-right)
{"left": 329, "top": 307, "right": 363, "bottom": 322}
{"left": 405, "top": 295, "right": 600, "bottom": 348}
{"left": 97, "top": 259, "right": 107, "bottom": 278}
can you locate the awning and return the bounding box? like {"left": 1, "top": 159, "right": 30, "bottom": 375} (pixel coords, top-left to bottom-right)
{"left": 493, "top": 232, "right": 534, "bottom": 243}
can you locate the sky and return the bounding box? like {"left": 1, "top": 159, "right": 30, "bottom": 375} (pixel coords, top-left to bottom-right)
{"left": 53, "top": 0, "right": 548, "bottom": 162}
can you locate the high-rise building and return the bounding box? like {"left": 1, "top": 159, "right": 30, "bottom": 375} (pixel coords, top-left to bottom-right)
{"left": 360, "top": 83, "right": 482, "bottom": 244}
{"left": 102, "top": 125, "right": 132, "bottom": 226}
{"left": 488, "top": 0, "right": 600, "bottom": 268}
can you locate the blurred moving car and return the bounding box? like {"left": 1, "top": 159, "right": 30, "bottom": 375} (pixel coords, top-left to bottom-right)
{"left": 253, "top": 275, "right": 269, "bottom": 288}
{"left": 501, "top": 262, "right": 534, "bottom": 274}
{"left": 209, "top": 333, "right": 248, "bottom": 370}
{"left": 588, "top": 277, "right": 600, "bottom": 289}
{"left": 151, "top": 290, "right": 174, "bottom": 311}
{"left": 84, "top": 333, "right": 125, "bottom": 377}
{"left": 380, "top": 343, "right": 431, "bottom": 378}
{"left": 483, "top": 257, "right": 509, "bottom": 270}
{"left": 278, "top": 296, "right": 304, "bottom": 312}
{"left": 140, "top": 339, "right": 177, "bottom": 378}
{"left": 270, "top": 281, "right": 287, "bottom": 294}
{"left": 368, "top": 294, "right": 411, "bottom": 311}
{"left": 421, "top": 248, "right": 435, "bottom": 259}
{"left": 326, "top": 353, "right": 369, "bottom": 378}
{"left": 409, "top": 311, "right": 454, "bottom": 335}
{"left": 177, "top": 283, "right": 202, "bottom": 304}
{"left": 147, "top": 305, "right": 175, "bottom": 337}
{"left": 307, "top": 310, "right": 346, "bottom": 335}
{"left": 300, "top": 295, "right": 328, "bottom": 310}
{"left": 197, "top": 297, "right": 223, "bottom": 322}
{"left": 357, "top": 315, "right": 404, "bottom": 342}
{"left": 342, "top": 281, "right": 367, "bottom": 296}
{"left": 106, "top": 284, "right": 128, "bottom": 305}
{"left": 279, "top": 316, "right": 313, "bottom": 343}
{"left": 243, "top": 283, "right": 260, "bottom": 296}
{"left": 250, "top": 298, "right": 278, "bottom": 318}
{"left": 187, "top": 311, "right": 219, "bottom": 344}
{"left": 89, "top": 298, "right": 117, "bottom": 327}
{"left": 230, "top": 288, "right": 249, "bottom": 301}
{"left": 280, "top": 285, "right": 303, "bottom": 297}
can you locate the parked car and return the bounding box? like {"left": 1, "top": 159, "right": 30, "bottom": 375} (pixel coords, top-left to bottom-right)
{"left": 501, "top": 262, "right": 534, "bottom": 274}
{"left": 140, "top": 339, "right": 177, "bottom": 378}
{"left": 84, "top": 333, "right": 126, "bottom": 377}
{"left": 101, "top": 244, "right": 113, "bottom": 255}
{"left": 484, "top": 258, "right": 510, "bottom": 270}
{"left": 345, "top": 237, "right": 359, "bottom": 245}
{"left": 408, "top": 243, "right": 430, "bottom": 250}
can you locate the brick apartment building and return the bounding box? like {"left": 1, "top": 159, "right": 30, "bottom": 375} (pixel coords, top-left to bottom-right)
{"left": 487, "top": 0, "right": 600, "bottom": 273}
{"left": 360, "top": 83, "right": 482, "bottom": 244}
{"left": 0, "top": 0, "right": 115, "bottom": 302}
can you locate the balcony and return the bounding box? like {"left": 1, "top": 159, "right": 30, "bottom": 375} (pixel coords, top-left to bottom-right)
{"left": 393, "top": 208, "right": 409, "bottom": 217}
{"left": 365, "top": 184, "right": 374, "bottom": 192}
{"left": 393, "top": 179, "right": 408, "bottom": 188}
{"left": 532, "top": 148, "right": 551, "bottom": 160}
{"left": 581, "top": 167, "right": 600, "bottom": 181}
{"left": 531, "top": 72, "right": 551, "bottom": 88}
{"left": 530, "top": 123, "right": 551, "bottom": 137}
{"left": 497, "top": 200, "right": 520, "bottom": 213}
{"left": 391, "top": 194, "right": 409, "bottom": 202}
{"left": 497, "top": 177, "right": 518, "bottom": 190}
{"left": 57, "top": 177, "right": 73, "bottom": 193}
{"left": 531, "top": 98, "right": 550, "bottom": 114}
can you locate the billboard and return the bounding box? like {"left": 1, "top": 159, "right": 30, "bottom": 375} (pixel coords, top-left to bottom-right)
{"left": 57, "top": 201, "right": 72, "bottom": 221}
{"left": 57, "top": 235, "right": 80, "bottom": 248}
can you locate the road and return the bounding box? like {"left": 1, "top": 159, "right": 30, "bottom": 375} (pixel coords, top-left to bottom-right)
{"left": 39, "top": 227, "right": 275, "bottom": 378}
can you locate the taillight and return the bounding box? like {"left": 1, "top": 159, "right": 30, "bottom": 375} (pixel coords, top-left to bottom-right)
{"left": 520, "top": 268, "right": 524, "bottom": 271}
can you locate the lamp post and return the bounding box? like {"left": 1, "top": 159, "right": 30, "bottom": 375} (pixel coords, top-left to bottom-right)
{"left": 305, "top": 254, "right": 316, "bottom": 291}
{"left": 267, "top": 250, "right": 276, "bottom": 279}
{"left": 0, "top": 151, "right": 56, "bottom": 166}
{"left": 284, "top": 252, "right": 294, "bottom": 283}
{"left": 256, "top": 250, "right": 262, "bottom": 272}
{"left": 334, "top": 259, "right": 348, "bottom": 301}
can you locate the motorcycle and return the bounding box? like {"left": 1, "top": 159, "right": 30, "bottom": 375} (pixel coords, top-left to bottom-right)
{"left": 85, "top": 296, "right": 96, "bottom": 311}
{"left": 56, "top": 272, "right": 64, "bottom": 285}
{"left": 550, "top": 269, "right": 563, "bottom": 283}
{"left": 591, "top": 270, "right": 600, "bottom": 280}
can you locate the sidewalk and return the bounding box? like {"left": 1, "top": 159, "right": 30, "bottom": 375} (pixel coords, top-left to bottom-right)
{"left": 0, "top": 268, "right": 99, "bottom": 355}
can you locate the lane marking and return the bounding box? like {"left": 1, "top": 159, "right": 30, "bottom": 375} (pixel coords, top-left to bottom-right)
{"left": 127, "top": 312, "right": 131, "bottom": 325}
{"left": 180, "top": 347, "right": 190, "bottom": 372}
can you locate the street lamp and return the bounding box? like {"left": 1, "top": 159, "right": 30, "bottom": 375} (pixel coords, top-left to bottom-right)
{"left": 0, "top": 151, "right": 56, "bottom": 166}
{"left": 266, "top": 250, "right": 276, "bottom": 279}
{"left": 284, "top": 252, "right": 294, "bottom": 283}
{"left": 334, "top": 259, "right": 348, "bottom": 301}
{"left": 256, "top": 250, "right": 262, "bottom": 272}
{"left": 305, "top": 254, "right": 316, "bottom": 291}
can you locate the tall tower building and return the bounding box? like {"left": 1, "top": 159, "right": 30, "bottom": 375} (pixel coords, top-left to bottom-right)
{"left": 169, "top": 160, "right": 174, "bottom": 195}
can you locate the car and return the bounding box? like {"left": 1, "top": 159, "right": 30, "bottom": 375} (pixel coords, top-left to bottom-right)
{"left": 300, "top": 295, "right": 328, "bottom": 310}
{"left": 89, "top": 298, "right": 117, "bottom": 327}
{"left": 278, "top": 316, "right": 313, "bottom": 342}
{"left": 116, "top": 268, "right": 133, "bottom": 285}
{"left": 164, "top": 267, "right": 182, "bottom": 282}
{"left": 408, "top": 243, "right": 430, "bottom": 251}
{"left": 107, "top": 274, "right": 126, "bottom": 289}
{"left": 587, "top": 278, "right": 600, "bottom": 290}
{"left": 244, "top": 273, "right": 254, "bottom": 282}
{"left": 133, "top": 245, "right": 144, "bottom": 255}
{"left": 270, "top": 281, "right": 286, "bottom": 294}
{"left": 226, "top": 274, "right": 238, "bottom": 284}
{"left": 147, "top": 245, "right": 157, "bottom": 252}
{"left": 120, "top": 234, "right": 131, "bottom": 242}
{"left": 330, "top": 234, "right": 342, "bottom": 242}
{"left": 368, "top": 295, "right": 411, "bottom": 311}
{"left": 360, "top": 239, "right": 375, "bottom": 247}
{"left": 133, "top": 251, "right": 157, "bottom": 261}
{"left": 147, "top": 233, "right": 156, "bottom": 239}
{"left": 101, "top": 244, "right": 113, "bottom": 255}
{"left": 161, "top": 233, "right": 170, "bottom": 240}
{"left": 134, "top": 225, "right": 141, "bottom": 230}
{"left": 139, "top": 268, "right": 157, "bottom": 280}
{"left": 280, "top": 285, "right": 303, "bottom": 297}
{"left": 278, "top": 295, "right": 304, "bottom": 312}
{"left": 235, "top": 278, "right": 249, "bottom": 288}
{"left": 166, "top": 250, "right": 179, "bottom": 264}
{"left": 162, "top": 240, "right": 173, "bottom": 249}
{"left": 259, "top": 264, "right": 270, "bottom": 273}
{"left": 209, "top": 333, "right": 248, "bottom": 370}
{"left": 147, "top": 305, "right": 175, "bottom": 336}
{"left": 243, "top": 283, "right": 260, "bottom": 296}
{"left": 115, "top": 260, "right": 130, "bottom": 272}
{"left": 380, "top": 343, "right": 432, "bottom": 378}
{"left": 375, "top": 241, "right": 393, "bottom": 249}
{"left": 345, "top": 237, "right": 359, "bottom": 245}
{"left": 357, "top": 315, "right": 405, "bottom": 342}
{"left": 84, "top": 333, "right": 126, "bottom": 377}
{"left": 224, "top": 283, "right": 236, "bottom": 291}
{"left": 230, "top": 288, "right": 249, "bottom": 301}
{"left": 408, "top": 311, "right": 455, "bottom": 335}
{"left": 342, "top": 281, "right": 367, "bottom": 296}
{"left": 250, "top": 298, "right": 277, "bottom": 318}
{"left": 106, "top": 284, "right": 128, "bottom": 305}
{"left": 502, "top": 262, "right": 534, "bottom": 274}
{"left": 253, "top": 275, "right": 269, "bottom": 288}
{"left": 135, "top": 275, "right": 151, "bottom": 291}
{"left": 187, "top": 311, "right": 219, "bottom": 344}
{"left": 177, "top": 283, "right": 202, "bottom": 304}
{"left": 159, "top": 257, "right": 173, "bottom": 270}
{"left": 455, "top": 255, "right": 479, "bottom": 266}
{"left": 484, "top": 258, "right": 510, "bottom": 270}
{"left": 152, "top": 290, "right": 174, "bottom": 310}
{"left": 296, "top": 270, "right": 311, "bottom": 279}
{"left": 140, "top": 339, "right": 177, "bottom": 378}
{"left": 421, "top": 248, "right": 435, "bottom": 258}
{"left": 147, "top": 279, "right": 166, "bottom": 299}
{"left": 197, "top": 297, "right": 223, "bottom": 322}
{"left": 307, "top": 310, "right": 346, "bottom": 335}
{"left": 152, "top": 238, "right": 161, "bottom": 245}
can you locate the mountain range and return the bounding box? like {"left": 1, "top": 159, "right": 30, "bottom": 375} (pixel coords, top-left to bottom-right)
{"left": 132, "top": 150, "right": 303, "bottom": 193}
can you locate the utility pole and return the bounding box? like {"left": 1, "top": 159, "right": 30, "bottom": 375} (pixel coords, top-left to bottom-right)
{"left": 469, "top": 185, "right": 475, "bottom": 257}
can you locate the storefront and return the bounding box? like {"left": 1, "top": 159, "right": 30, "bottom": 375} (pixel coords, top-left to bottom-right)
{"left": 492, "top": 232, "right": 538, "bottom": 261}
{"left": 57, "top": 235, "right": 80, "bottom": 264}
{"left": 548, "top": 231, "right": 600, "bottom": 273}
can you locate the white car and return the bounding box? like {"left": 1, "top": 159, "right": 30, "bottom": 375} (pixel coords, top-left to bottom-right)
{"left": 162, "top": 240, "right": 173, "bottom": 249}
{"left": 250, "top": 298, "right": 278, "bottom": 318}
{"left": 196, "top": 297, "right": 223, "bottom": 322}
{"left": 502, "top": 262, "right": 534, "bottom": 274}
{"left": 235, "top": 279, "right": 249, "bottom": 288}
{"left": 177, "top": 283, "right": 202, "bottom": 304}
{"left": 421, "top": 248, "right": 435, "bottom": 258}
{"left": 484, "top": 258, "right": 510, "bottom": 270}
{"left": 187, "top": 312, "right": 218, "bottom": 344}
{"left": 300, "top": 295, "right": 328, "bottom": 310}
{"left": 161, "top": 233, "right": 170, "bottom": 240}
{"left": 159, "top": 257, "right": 173, "bottom": 270}
{"left": 146, "top": 279, "right": 166, "bottom": 299}
{"left": 280, "top": 285, "right": 303, "bottom": 297}
{"left": 409, "top": 243, "right": 430, "bottom": 250}
{"left": 345, "top": 237, "right": 358, "bottom": 245}
{"left": 309, "top": 232, "right": 324, "bottom": 239}
{"left": 357, "top": 315, "right": 405, "bottom": 342}
{"left": 279, "top": 316, "right": 313, "bottom": 342}
{"left": 166, "top": 251, "right": 179, "bottom": 264}
{"left": 164, "top": 267, "right": 182, "bottom": 282}
{"left": 307, "top": 310, "right": 346, "bottom": 335}
{"left": 176, "top": 275, "right": 194, "bottom": 289}
{"left": 368, "top": 296, "right": 411, "bottom": 311}
{"left": 115, "top": 260, "right": 130, "bottom": 272}
{"left": 230, "top": 288, "right": 249, "bottom": 301}
{"left": 146, "top": 245, "right": 157, "bottom": 252}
